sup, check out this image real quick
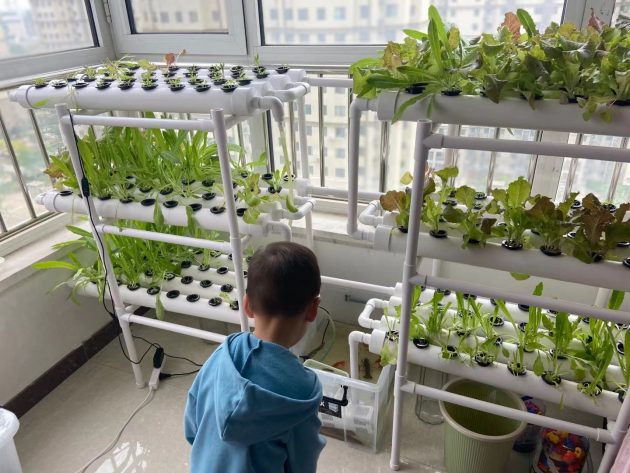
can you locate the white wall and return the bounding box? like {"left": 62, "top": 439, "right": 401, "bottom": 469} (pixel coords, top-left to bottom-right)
{"left": 0, "top": 262, "right": 109, "bottom": 404}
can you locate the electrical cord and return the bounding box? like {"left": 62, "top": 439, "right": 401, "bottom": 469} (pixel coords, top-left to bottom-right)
{"left": 300, "top": 305, "right": 336, "bottom": 362}
{"left": 73, "top": 349, "right": 165, "bottom": 473}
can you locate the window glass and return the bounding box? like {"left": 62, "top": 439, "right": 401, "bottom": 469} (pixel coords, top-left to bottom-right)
{"left": 259, "top": 0, "right": 565, "bottom": 45}
{"left": 613, "top": 0, "right": 630, "bottom": 23}
{"left": 127, "top": 0, "right": 228, "bottom": 33}
{"left": 0, "top": 0, "right": 96, "bottom": 60}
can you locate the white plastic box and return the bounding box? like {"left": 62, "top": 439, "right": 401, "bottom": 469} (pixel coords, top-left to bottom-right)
{"left": 311, "top": 364, "right": 394, "bottom": 452}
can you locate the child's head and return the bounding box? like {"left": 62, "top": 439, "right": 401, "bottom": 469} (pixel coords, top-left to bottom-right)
{"left": 244, "top": 242, "right": 320, "bottom": 346}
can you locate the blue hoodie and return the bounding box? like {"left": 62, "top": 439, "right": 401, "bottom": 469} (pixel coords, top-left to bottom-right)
{"left": 185, "top": 332, "right": 326, "bottom": 473}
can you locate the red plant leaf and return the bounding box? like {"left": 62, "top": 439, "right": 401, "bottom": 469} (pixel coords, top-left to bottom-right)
{"left": 501, "top": 12, "right": 521, "bottom": 41}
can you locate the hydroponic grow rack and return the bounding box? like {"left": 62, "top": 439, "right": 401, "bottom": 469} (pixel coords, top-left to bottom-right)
{"left": 345, "top": 91, "right": 630, "bottom": 472}
{"left": 11, "top": 66, "right": 320, "bottom": 387}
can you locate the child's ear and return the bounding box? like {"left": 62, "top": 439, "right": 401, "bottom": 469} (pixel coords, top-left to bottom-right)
{"left": 305, "top": 297, "right": 320, "bottom": 322}
{"left": 243, "top": 294, "right": 255, "bottom": 319}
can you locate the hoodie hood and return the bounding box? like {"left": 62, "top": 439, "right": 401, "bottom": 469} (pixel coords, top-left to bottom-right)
{"left": 213, "top": 333, "right": 321, "bottom": 446}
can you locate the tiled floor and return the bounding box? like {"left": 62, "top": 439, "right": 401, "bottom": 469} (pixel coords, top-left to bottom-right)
{"left": 13, "top": 311, "right": 591, "bottom": 473}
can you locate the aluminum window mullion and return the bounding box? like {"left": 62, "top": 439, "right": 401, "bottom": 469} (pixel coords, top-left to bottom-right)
{"left": 527, "top": 130, "right": 544, "bottom": 184}
{"left": 485, "top": 127, "right": 501, "bottom": 194}
{"left": 606, "top": 137, "right": 628, "bottom": 202}
{"left": 379, "top": 122, "right": 390, "bottom": 193}
{"left": 0, "top": 111, "right": 36, "bottom": 219}
{"left": 28, "top": 109, "right": 51, "bottom": 167}
{"left": 0, "top": 211, "right": 7, "bottom": 233}
{"left": 563, "top": 134, "right": 583, "bottom": 200}
{"left": 318, "top": 74, "right": 325, "bottom": 187}
{"left": 288, "top": 102, "right": 298, "bottom": 174}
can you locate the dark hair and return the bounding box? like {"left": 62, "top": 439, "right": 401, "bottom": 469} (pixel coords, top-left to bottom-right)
{"left": 246, "top": 242, "right": 320, "bottom": 317}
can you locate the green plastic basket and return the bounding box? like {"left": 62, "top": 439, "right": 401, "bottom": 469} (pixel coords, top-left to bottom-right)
{"left": 439, "top": 378, "right": 526, "bottom": 473}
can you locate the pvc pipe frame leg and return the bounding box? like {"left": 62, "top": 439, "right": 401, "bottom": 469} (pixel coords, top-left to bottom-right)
{"left": 119, "top": 316, "right": 146, "bottom": 388}
{"left": 390, "top": 120, "right": 433, "bottom": 471}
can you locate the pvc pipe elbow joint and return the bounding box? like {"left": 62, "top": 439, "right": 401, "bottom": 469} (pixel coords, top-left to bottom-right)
{"left": 252, "top": 96, "right": 285, "bottom": 122}
{"left": 358, "top": 298, "right": 388, "bottom": 329}
{"left": 358, "top": 201, "right": 383, "bottom": 227}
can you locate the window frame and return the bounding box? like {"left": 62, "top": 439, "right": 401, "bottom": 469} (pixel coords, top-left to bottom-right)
{"left": 0, "top": 0, "right": 114, "bottom": 82}
{"left": 250, "top": 1, "right": 595, "bottom": 65}
{"left": 107, "top": 0, "right": 247, "bottom": 56}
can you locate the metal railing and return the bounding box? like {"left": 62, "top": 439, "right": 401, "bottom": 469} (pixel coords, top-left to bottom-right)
{"left": 3, "top": 65, "right": 629, "bottom": 242}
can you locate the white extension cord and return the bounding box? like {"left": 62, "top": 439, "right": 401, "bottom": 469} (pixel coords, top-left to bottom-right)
{"left": 73, "top": 348, "right": 165, "bottom": 473}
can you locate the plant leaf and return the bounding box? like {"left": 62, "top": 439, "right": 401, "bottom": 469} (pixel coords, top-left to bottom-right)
{"left": 510, "top": 272, "right": 530, "bottom": 281}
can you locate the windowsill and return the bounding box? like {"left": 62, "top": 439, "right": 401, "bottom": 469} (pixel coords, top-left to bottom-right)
{"left": 0, "top": 217, "right": 86, "bottom": 293}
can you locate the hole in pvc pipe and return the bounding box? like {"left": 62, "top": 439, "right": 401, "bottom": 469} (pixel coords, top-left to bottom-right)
{"left": 166, "top": 290, "right": 180, "bottom": 299}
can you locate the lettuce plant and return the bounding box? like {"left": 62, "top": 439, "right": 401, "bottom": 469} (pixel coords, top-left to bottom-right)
{"left": 566, "top": 194, "right": 630, "bottom": 263}
{"left": 421, "top": 166, "right": 458, "bottom": 237}
{"left": 526, "top": 193, "right": 577, "bottom": 256}
{"left": 488, "top": 176, "right": 531, "bottom": 249}
{"left": 443, "top": 185, "right": 496, "bottom": 247}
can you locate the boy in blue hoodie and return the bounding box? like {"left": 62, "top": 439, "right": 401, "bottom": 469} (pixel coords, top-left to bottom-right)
{"left": 184, "top": 241, "right": 326, "bottom": 473}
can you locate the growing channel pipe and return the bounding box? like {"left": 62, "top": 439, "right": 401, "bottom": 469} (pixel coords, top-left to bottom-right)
{"left": 307, "top": 185, "right": 382, "bottom": 202}
{"left": 36, "top": 191, "right": 288, "bottom": 241}
{"left": 413, "top": 273, "right": 630, "bottom": 325}
{"left": 77, "top": 282, "right": 252, "bottom": 327}
{"left": 320, "top": 275, "right": 395, "bottom": 297}
{"left": 56, "top": 104, "right": 146, "bottom": 388}
{"left": 374, "top": 90, "right": 630, "bottom": 138}
{"left": 368, "top": 329, "right": 620, "bottom": 421}
{"left": 373, "top": 229, "right": 630, "bottom": 293}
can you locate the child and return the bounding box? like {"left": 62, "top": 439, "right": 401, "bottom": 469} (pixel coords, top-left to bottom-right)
{"left": 184, "top": 241, "right": 326, "bottom": 473}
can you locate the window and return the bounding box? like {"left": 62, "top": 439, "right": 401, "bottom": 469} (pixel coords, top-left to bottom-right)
{"left": 269, "top": 8, "right": 278, "bottom": 20}
{"left": 335, "top": 106, "right": 345, "bottom": 116}
{"left": 336, "top": 127, "right": 346, "bottom": 138}
{"left": 336, "top": 168, "right": 346, "bottom": 178}
{"left": 259, "top": 0, "right": 566, "bottom": 45}
{"left": 0, "top": 0, "right": 97, "bottom": 59}
{"left": 285, "top": 9, "right": 293, "bottom": 20}
{"left": 334, "top": 7, "right": 346, "bottom": 20}
{"left": 385, "top": 4, "right": 398, "bottom": 17}
{"left": 298, "top": 8, "right": 308, "bottom": 20}
{"left": 126, "top": 1, "right": 227, "bottom": 33}
{"left": 304, "top": 104, "right": 312, "bottom": 114}
{"left": 299, "top": 33, "right": 309, "bottom": 43}
{"left": 335, "top": 87, "right": 345, "bottom": 94}
{"left": 336, "top": 148, "right": 345, "bottom": 158}
{"left": 317, "top": 33, "right": 326, "bottom": 42}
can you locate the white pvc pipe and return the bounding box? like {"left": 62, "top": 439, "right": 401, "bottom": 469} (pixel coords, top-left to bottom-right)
{"left": 375, "top": 230, "right": 630, "bottom": 293}
{"left": 213, "top": 108, "right": 248, "bottom": 332}
{"left": 276, "top": 199, "right": 315, "bottom": 220}
{"left": 368, "top": 329, "right": 621, "bottom": 421}
{"left": 349, "top": 330, "right": 371, "bottom": 379}
{"left": 36, "top": 191, "right": 271, "bottom": 240}
{"left": 357, "top": 298, "right": 389, "bottom": 330}
{"left": 425, "top": 133, "right": 630, "bottom": 164}
{"left": 358, "top": 200, "right": 383, "bottom": 226}
{"left": 78, "top": 282, "right": 252, "bottom": 327}
{"left": 62, "top": 113, "right": 218, "bottom": 132}
{"left": 320, "top": 275, "right": 395, "bottom": 296}
{"left": 266, "top": 82, "right": 310, "bottom": 102}
{"left": 122, "top": 313, "right": 227, "bottom": 344}
{"left": 375, "top": 90, "right": 630, "bottom": 138}
{"left": 348, "top": 98, "right": 378, "bottom": 240}
{"left": 307, "top": 185, "right": 382, "bottom": 202}
{"left": 415, "top": 273, "right": 630, "bottom": 324}
{"left": 251, "top": 95, "right": 285, "bottom": 123}
{"left": 305, "top": 76, "right": 353, "bottom": 88}
{"left": 403, "top": 382, "right": 614, "bottom": 443}
{"left": 98, "top": 224, "right": 229, "bottom": 252}
{"left": 390, "top": 119, "right": 433, "bottom": 471}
